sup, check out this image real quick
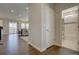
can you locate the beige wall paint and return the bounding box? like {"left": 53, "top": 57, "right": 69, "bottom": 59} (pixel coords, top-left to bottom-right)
{"left": 54, "top": 4, "right": 62, "bottom": 46}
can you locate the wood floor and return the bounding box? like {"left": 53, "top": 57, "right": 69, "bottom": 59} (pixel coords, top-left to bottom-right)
{"left": 0, "top": 34, "right": 79, "bottom": 55}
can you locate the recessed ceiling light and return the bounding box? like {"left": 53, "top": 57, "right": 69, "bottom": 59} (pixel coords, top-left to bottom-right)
{"left": 10, "top": 10, "right": 14, "bottom": 13}
{"left": 26, "top": 7, "right": 29, "bottom": 10}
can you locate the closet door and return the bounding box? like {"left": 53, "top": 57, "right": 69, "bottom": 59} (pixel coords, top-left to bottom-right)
{"left": 62, "top": 6, "right": 79, "bottom": 51}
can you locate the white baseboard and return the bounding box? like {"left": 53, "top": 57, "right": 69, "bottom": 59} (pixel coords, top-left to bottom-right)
{"left": 54, "top": 43, "right": 79, "bottom": 52}
{"left": 28, "top": 42, "right": 46, "bottom": 52}
{"left": 41, "top": 48, "right": 47, "bottom": 52}
{"left": 61, "top": 45, "right": 79, "bottom": 52}
{"left": 54, "top": 43, "right": 62, "bottom": 47}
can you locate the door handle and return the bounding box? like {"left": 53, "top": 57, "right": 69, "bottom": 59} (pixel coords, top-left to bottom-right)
{"left": 78, "top": 26, "right": 79, "bottom": 28}
{"left": 46, "top": 29, "right": 49, "bottom": 32}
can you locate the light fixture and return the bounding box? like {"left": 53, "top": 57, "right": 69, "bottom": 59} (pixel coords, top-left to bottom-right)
{"left": 10, "top": 10, "right": 14, "bottom": 13}
{"left": 26, "top": 7, "right": 29, "bottom": 10}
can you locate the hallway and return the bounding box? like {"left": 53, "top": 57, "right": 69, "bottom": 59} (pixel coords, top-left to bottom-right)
{"left": 0, "top": 34, "right": 79, "bottom": 55}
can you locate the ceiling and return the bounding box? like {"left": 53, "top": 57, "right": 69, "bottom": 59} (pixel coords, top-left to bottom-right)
{"left": 0, "top": 3, "right": 28, "bottom": 22}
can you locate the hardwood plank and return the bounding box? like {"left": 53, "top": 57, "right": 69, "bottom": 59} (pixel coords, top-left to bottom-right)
{"left": 0, "top": 34, "right": 79, "bottom": 55}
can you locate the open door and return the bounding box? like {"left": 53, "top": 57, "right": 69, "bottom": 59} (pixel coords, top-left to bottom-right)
{"left": 62, "top": 6, "right": 79, "bottom": 51}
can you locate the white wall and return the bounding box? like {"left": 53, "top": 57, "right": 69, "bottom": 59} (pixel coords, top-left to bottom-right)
{"left": 29, "top": 4, "right": 42, "bottom": 51}
{"left": 29, "top": 3, "right": 55, "bottom": 52}
{"left": 41, "top": 4, "right": 55, "bottom": 49}
{"left": 0, "top": 20, "right": 3, "bottom": 26}
{"left": 3, "top": 19, "right": 9, "bottom": 35}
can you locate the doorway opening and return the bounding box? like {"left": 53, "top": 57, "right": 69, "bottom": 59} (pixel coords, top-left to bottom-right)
{"left": 19, "top": 22, "right": 29, "bottom": 42}
{"left": 20, "top": 22, "right": 29, "bottom": 36}
{"left": 9, "top": 22, "right": 17, "bottom": 34}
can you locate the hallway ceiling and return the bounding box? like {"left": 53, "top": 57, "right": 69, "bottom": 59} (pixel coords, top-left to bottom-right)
{"left": 0, "top": 3, "right": 28, "bottom": 22}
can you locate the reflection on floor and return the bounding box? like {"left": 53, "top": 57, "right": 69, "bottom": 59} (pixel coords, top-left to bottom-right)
{"left": 0, "top": 34, "right": 79, "bottom": 55}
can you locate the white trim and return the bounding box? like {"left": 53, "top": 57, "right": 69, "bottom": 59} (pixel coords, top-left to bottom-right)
{"left": 61, "top": 45, "right": 79, "bottom": 52}
{"left": 54, "top": 43, "right": 79, "bottom": 52}
{"left": 28, "top": 42, "right": 46, "bottom": 52}
{"left": 41, "top": 48, "right": 47, "bottom": 52}
{"left": 54, "top": 43, "right": 62, "bottom": 47}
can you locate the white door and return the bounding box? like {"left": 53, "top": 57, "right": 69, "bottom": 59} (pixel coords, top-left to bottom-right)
{"left": 46, "top": 17, "right": 51, "bottom": 48}
{"left": 45, "top": 5, "right": 53, "bottom": 48}
{"left": 62, "top": 6, "right": 79, "bottom": 51}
